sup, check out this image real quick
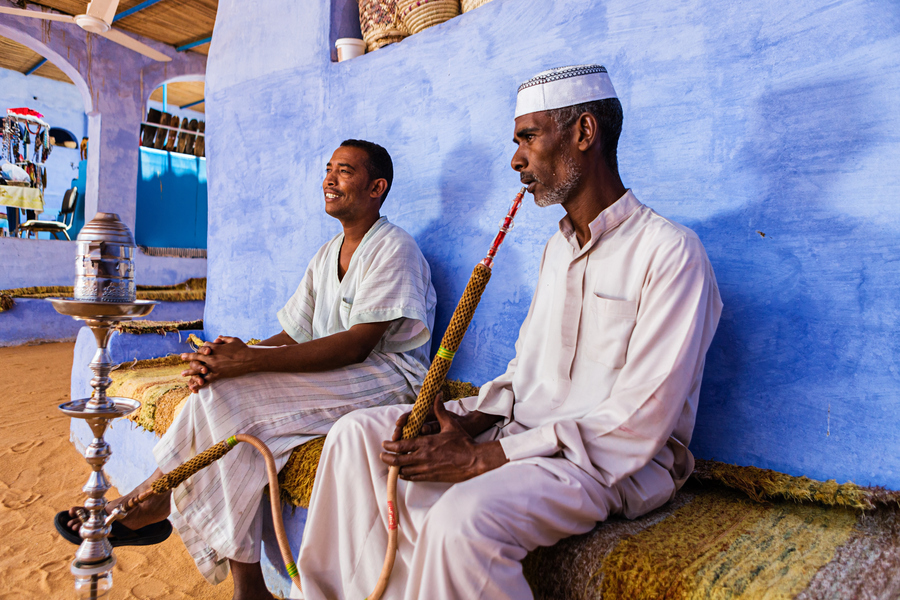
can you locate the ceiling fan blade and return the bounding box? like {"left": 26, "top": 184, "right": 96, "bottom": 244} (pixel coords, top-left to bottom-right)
{"left": 0, "top": 7, "right": 75, "bottom": 23}
{"left": 84, "top": 0, "right": 119, "bottom": 24}
{"left": 98, "top": 27, "right": 171, "bottom": 62}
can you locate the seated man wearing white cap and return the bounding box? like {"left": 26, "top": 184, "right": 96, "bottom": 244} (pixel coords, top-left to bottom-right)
{"left": 297, "top": 65, "right": 723, "bottom": 600}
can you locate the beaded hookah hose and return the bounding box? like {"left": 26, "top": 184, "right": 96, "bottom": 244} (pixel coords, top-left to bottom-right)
{"left": 99, "top": 433, "right": 304, "bottom": 589}
{"left": 366, "top": 186, "right": 526, "bottom": 600}
{"left": 90, "top": 187, "right": 525, "bottom": 596}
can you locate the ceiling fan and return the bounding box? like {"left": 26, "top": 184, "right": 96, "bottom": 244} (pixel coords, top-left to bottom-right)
{"left": 0, "top": 0, "right": 172, "bottom": 62}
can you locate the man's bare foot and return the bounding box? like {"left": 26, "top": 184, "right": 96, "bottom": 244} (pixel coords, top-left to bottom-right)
{"left": 66, "top": 469, "right": 171, "bottom": 533}
{"left": 230, "top": 560, "right": 276, "bottom": 600}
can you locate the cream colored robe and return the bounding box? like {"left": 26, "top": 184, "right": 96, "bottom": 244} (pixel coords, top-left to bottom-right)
{"left": 296, "top": 192, "right": 722, "bottom": 599}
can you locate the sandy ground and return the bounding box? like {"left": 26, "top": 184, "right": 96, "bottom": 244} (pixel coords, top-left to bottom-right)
{"left": 0, "top": 342, "right": 234, "bottom": 600}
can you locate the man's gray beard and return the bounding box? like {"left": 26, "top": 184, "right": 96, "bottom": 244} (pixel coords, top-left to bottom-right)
{"left": 535, "top": 156, "right": 581, "bottom": 207}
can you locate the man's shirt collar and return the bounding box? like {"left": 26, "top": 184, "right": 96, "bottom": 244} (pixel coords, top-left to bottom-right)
{"left": 558, "top": 189, "right": 641, "bottom": 253}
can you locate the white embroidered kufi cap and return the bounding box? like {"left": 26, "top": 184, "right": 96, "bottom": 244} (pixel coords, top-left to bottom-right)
{"left": 515, "top": 64, "right": 617, "bottom": 119}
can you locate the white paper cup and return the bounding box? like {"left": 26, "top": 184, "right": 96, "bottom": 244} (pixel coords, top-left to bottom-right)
{"left": 335, "top": 38, "right": 366, "bottom": 61}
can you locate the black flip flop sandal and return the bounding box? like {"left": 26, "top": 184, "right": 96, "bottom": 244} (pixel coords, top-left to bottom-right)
{"left": 54, "top": 510, "right": 173, "bottom": 547}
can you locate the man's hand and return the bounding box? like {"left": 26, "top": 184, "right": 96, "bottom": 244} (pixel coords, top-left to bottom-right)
{"left": 390, "top": 392, "right": 444, "bottom": 441}
{"left": 180, "top": 337, "right": 224, "bottom": 391}
{"left": 380, "top": 394, "right": 508, "bottom": 483}
{"left": 180, "top": 336, "right": 252, "bottom": 392}
{"left": 389, "top": 392, "right": 503, "bottom": 441}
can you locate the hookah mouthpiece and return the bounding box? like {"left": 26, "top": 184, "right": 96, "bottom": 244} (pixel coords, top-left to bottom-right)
{"left": 481, "top": 187, "right": 526, "bottom": 269}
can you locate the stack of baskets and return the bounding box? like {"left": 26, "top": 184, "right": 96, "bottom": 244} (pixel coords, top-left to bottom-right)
{"left": 359, "top": 0, "right": 409, "bottom": 51}
{"left": 397, "top": 0, "right": 460, "bottom": 35}
{"left": 358, "top": 0, "right": 495, "bottom": 51}
{"left": 460, "top": 0, "right": 493, "bottom": 12}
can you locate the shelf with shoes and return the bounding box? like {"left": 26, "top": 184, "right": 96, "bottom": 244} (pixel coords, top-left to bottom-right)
{"left": 139, "top": 108, "right": 205, "bottom": 157}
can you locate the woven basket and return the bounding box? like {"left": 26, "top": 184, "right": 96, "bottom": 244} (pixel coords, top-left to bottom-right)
{"left": 398, "top": 0, "right": 460, "bottom": 35}
{"left": 460, "top": 0, "right": 493, "bottom": 12}
{"left": 359, "top": 0, "right": 409, "bottom": 51}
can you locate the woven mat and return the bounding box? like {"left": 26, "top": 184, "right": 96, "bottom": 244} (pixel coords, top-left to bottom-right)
{"left": 109, "top": 355, "right": 192, "bottom": 435}
{"left": 0, "top": 278, "right": 206, "bottom": 313}
{"left": 524, "top": 481, "right": 900, "bottom": 599}
{"left": 106, "top": 358, "right": 900, "bottom": 597}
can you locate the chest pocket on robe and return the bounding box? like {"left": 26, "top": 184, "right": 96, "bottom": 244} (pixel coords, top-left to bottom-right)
{"left": 584, "top": 295, "right": 638, "bottom": 368}
{"left": 339, "top": 298, "right": 353, "bottom": 330}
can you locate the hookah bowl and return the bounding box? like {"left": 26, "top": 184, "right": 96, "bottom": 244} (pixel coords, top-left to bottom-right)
{"left": 49, "top": 213, "right": 157, "bottom": 599}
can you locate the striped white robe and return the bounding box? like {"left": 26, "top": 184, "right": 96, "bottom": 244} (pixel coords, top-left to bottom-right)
{"left": 152, "top": 217, "right": 436, "bottom": 584}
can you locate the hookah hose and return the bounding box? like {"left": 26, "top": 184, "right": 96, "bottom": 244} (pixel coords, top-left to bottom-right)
{"left": 104, "top": 187, "right": 526, "bottom": 597}
{"left": 366, "top": 187, "right": 526, "bottom": 600}
{"left": 109, "top": 433, "right": 302, "bottom": 590}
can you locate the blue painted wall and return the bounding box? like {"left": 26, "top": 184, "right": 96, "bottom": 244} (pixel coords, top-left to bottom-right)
{"left": 203, "top": 0, "right": 900, "bottom": 488}
{"left": 135, "top": 147, "right": 208, "bottom": 249}
{"left": 70, "top": 159, "right": 88, "bottom": 237}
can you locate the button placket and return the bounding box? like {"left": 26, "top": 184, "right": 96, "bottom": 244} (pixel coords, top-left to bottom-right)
{"left": 553, "top": 254, "right": 587, "bottom": 408}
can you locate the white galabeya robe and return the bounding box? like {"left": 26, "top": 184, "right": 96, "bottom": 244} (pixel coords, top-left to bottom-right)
{"left": 296, "top": 191, "right": 722, "bottom": 599}
{"left": 153, "top": 216, "right": 436, "bottom": 584}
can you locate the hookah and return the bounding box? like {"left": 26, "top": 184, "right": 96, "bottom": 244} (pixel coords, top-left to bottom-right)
{"left": 49, "top": 213, "right": 158, "bottom": 598}
{"left": 56, "top": 188, "right": 525, "bottom": 598}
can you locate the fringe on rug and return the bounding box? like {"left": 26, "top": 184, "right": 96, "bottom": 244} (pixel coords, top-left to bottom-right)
{"left": 116, "top": 354, "right": 186, "bottom": 370}
{"left": 136, "top": 278, "right": 206, "bottom": 302}
{"left": 0, "top": 285, "right": 72, "bottom": 307}
{"left": 138, "top": 246, "right": 207, "bottom": 259}
{"left": 114, "top": 319, "right": 203, "bottom": 335}
{"left": 692, "top": 459, "right": 900, "bottom": 510}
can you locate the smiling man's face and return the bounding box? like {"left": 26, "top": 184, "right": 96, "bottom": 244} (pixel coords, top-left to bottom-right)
{"left": 322, "top": 146, "right": 379, "bottom": 221}
{"left": 510, "top": 111, "right": 582, "bottom": 208}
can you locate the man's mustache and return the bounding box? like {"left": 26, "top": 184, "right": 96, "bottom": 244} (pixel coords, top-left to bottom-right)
{"left": 520, "top": 172, "right": 540, "bottom": 185}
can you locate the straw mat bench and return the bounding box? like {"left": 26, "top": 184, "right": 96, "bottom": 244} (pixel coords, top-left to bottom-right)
{"left": 107, "top": 355, "right": 900, "bottom": 599}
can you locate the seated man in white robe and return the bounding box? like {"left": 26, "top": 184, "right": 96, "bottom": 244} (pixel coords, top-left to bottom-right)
{"left": 63, "top": 139, "right": 437, "bottom": 600}
{"left": 296, "top": 66, "right": 723, "bottom": 600}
